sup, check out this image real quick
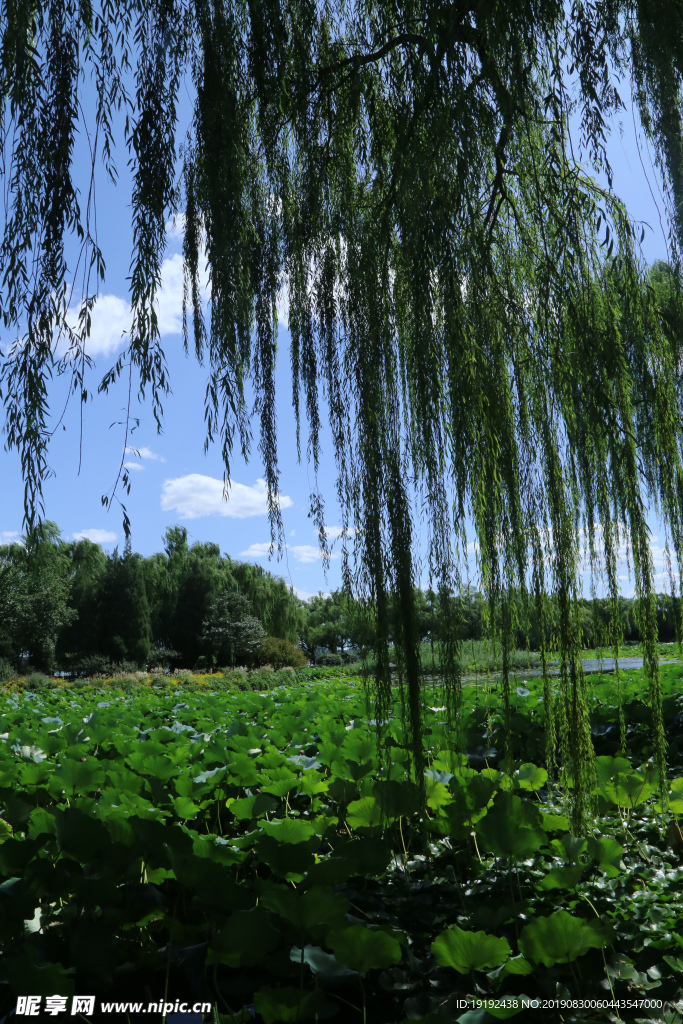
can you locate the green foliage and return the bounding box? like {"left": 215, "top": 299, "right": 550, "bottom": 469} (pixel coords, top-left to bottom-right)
{"left": 0, "top": 667, "right": 681, "bottom": 1018}
{"left": 518, "top": 911, "right": 612, "bottom": 967}
{"left": 0, "top": 658, "right": 14, "bottom": 683}
{"left": 260, "top": 636, "right": 308, "bottom": 670}
{"left": 432, "top": 927, "right": 511, "bottom": 973}
{"left": 2, "top": 0, "right": 683, "bottom": 831}
{"left": 24, "top": 672, "right": 51, "bottom": 691}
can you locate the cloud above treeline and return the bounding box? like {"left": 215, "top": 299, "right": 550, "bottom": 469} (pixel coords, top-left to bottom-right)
{"left": 58, "top": 217, "right": 291, "bottom": 363}
{"left": 240, "top": 540, "right": 339, "bottom": 564}
{"left": 72, "top": 529, "right": 117, "bottom": 544}
{"left": 161, "top": 475, "right": 293, "bottom": 520}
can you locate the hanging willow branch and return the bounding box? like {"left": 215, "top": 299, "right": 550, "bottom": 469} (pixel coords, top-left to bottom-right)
{"left": 2, "top": 0, "right": 683, "bottom": 824}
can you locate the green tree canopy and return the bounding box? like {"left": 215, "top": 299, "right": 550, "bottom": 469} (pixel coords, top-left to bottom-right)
{"left": 2, "top": 0, "right": 683, "bottom": 821}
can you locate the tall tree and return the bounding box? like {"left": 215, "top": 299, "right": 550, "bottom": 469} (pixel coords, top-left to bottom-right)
{"left": 97, "top": 543, "right": 152, "bottom": 667}
{"left": 17, "top": 522, "right": 75, "bottom": 673}
{"left": 56, "top": 537, "right": 108, "bottom": 667}
{"left": 2, "top": 1, "right": 683, "bottom": 819}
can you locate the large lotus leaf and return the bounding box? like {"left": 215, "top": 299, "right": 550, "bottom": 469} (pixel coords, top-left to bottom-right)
{"left": 126, "top": 752, "right": 179, "bottom": 781}
{"left": 475, "top": 795, "right": 545, "bottom": 859}
{"left": 425, "top": 777, "right": 452, "bottom": 811}
{"left": 260, "top": 883, "right": 348, "bottom": 932}
{"left": 587, "top": 836, "right": 624, "bottom": 877}
{"left": 328, "top": 925, "right": 402, "bottom": 974}
{"left": 342, "top": 731, "right": 375, "bottom": 764}
{"left": 185, "top": 860, "right": 252, "bottom": 914}
{"left": 515, "top": 763, "right": 548, "bottom": 791}
{"left": 664, "top": 777, "right": 683, "bottom": 813}
{"left": 432, "top": 926, "right": 511, "bottom": 973}
{"left": 300, "top": 773, "right": 329, "bottom": 798}
{"left": 172, "top": 796, "right": 200, "bottom": 819}
{"left": 261, "top": 818, "right": 315, "bottom": 844}
{"left": 53, "top": 807, "right": 111, "bottom": 863}
{"left": 611, "top": 770, "right": 656, "bottom": 808}
{"left": 538, "top": 863, "right": 587, "bottom": 890}
{"left": 259, "top": 767, "right": 299, "bottom": 797}
{"left": 374, "top": 780, "right": 421, "bottom": 819}
{"left": 519, "top": 911, "right": 610, "bottom": 966}
{"left": 19, "top": 761, "right": 51, "bottom": 787}
{"left": 226, "top": 752, "right": 259, "bottom": 787}
{"left": 27, "top": 806, "right": 56, "bottom": 840}
{"left": 0, "top": 819, "right": 12, "bottom": 844}
{"left": 208, "top": 906, "right": 279, "bottom": 967}
{"left": 290, "top": 944, "right": 358, "bottom": 978}
{"left": 347, "top": 796, "right": 382, "bottom": 829}
{"left": 594, "top": 755, "right": 633, "bottom": 804}
{"left": 229, "top": 793, "right": 279, "bottom": 821}
{"left": 254, "top": 835, "right": 318, "bottom": 881}
{"left": 0, "top": 953, "right": 75, "bottom": 997}
{"left": 254, "top": 986, "right": 334, "bottom": 1024}
{"left": 464, "top": 774, "right": 499, "bottom": 811}
{"left": 441, "top": 774, "right": 496, "bottom": 836}
{"left": 539, "top": 812, "right": 570, "bottom": 832}
{"left": 502, "top": 956, "right": 534, "bottom": 976}
{"left": 551, "top": 834, "right": 588, "bottom": 863}
{"left": 49, "top": 757, "right": 105, "bottom": 797}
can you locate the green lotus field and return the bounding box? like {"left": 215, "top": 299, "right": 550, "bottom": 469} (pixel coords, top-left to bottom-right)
{"left": 1, "top": 667, "right": 683, "bottom": 1023}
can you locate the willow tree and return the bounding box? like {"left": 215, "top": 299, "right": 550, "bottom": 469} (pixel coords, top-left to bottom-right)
{"left": 2, "top": 0, "right": 683, "bottom": 823}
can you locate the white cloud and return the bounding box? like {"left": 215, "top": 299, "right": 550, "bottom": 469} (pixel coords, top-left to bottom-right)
{"left": 72, "top": 529, "right": 117, "bottom": 544}
{"left": 165, "top": 214, "right": 186, "bottom": 244}
{"left": 291, "top": 544, "right": 339, "bottom": 564}
{"left": 125, "top": 445, "right": 165, "bottom": 462}
{"left": 59, "top": 292, "right": 130, "bottom": 359}
{"left": 161, "top": 475, "right": 293, "bottom": 520}
{"left": 124, "top": 461, "right": 145, "bottom": 472}
{"left": 241, "top": 542, "right": 275, "bottom": 558}
{"left": 323, "top": 525, "right": 356, "bottom": 543}
{"left": 1, "top": 530, "right": 20, "bottom": 542}
{"left": 241, "top": 540, "right": 339, "bottom": 564}
{"left": 59, "top": 232, "right": 210, "bottom": 360}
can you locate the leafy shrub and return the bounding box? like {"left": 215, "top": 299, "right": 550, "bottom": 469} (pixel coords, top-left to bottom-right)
{"left": 108, "top": 677, "right": 136, "bottom": 693}
{"left": 247, "top": 668, "right": 275, "bottom": 691}
{"left": 273, "top": 667, "right": 297, "bottom": 686}
{"left": 24, "top": 672, "right": 51, "bottom": 691}
{"left": 0, "top": 657, "right": 15, "bottom": 683}
{"left": 317, "top": 651, "right": 343, "bottom": 667}
{"left": 71, "top": 655, "right": 141, "bottom": 679}
{"left": 260, "top": 636, "right": 308, "bottom": 670}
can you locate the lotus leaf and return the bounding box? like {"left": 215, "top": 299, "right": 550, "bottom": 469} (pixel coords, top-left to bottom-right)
{"left": 253, "top": 986, "right": 333, "bottom": 1024}
{"left": 347, "top": 795, "right": 382, "bottom": 829}
{"left": 519, "top": 911, "right": 610, "bottom": 966}
{"left": 328, "top": 924, "right": 402, "bottom": 973}
{"left": 289, "top": 944, "right": 357, "bottom": 978}
{"left": 432, "top": 925, "right": 511, "bottom": 973}
{"left": 515, "top": 763, "right": 547, "bottom": 791}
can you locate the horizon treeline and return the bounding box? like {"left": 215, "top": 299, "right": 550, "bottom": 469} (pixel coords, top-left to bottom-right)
{"left": 0, "top": 522, "right": 679, "bottom": 675}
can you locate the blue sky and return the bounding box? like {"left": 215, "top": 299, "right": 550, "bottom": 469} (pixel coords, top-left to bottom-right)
{"left": 0, "top": 68, "right": 677, "bottom": 601}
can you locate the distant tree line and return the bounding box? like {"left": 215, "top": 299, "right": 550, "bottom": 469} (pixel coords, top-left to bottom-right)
{"left": 297, "top": 585, "right": 681, "bottom": 665}
{"left": 0, "top": 523, "right": 306, "bottom": 674}
{"left": 0, "top": 522, "right": 677, "bottom": 675}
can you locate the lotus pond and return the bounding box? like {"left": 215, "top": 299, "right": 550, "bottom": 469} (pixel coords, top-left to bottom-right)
{"left": 1, "top": 667, "right": 683, "bottom": 1023}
